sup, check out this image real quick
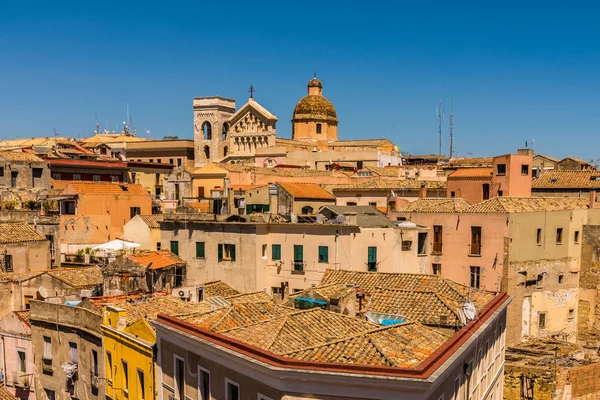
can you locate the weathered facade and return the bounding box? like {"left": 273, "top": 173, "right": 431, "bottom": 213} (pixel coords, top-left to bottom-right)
{"left": 0, "top": 310, "right": 35, "bottom": 399}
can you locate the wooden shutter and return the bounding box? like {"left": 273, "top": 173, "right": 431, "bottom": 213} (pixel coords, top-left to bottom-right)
{"left": 294, "top": 245, "right": 303, "bottom": 261}
{"left": 218, "top": 244, "right": 223, "bottom": 261}
{"left": 368, "top": 247, "right": 377, "bottom": 263}
{"left": 196, "top": 242, "right": 205, "bottom": 258}
{"left": 230, "top": 245, "right": 236, "bottom": 261}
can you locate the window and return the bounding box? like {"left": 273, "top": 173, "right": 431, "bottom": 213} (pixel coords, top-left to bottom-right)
{"left": 52, "top": 173, "right": 61, "bottom": 180}
{"left": 122, "top": 360, "right": 129, "bottom": 396}
{"left": 156, "top": 242, "right": 161, "bottom": 251}
{"left": 170, "top": 241, "right": 179, "bottom": 256}
{"left": 536, "top": 274, "right": 545, "bottom": 288}
{"left": 272, "top": 244, "right": 281, "bottom": 261}
{"left": 433, "top": 264, "right": 442, "bottom": 275}
{"left": 316, "top": 123, "right": 322, "bottom": 134}
{"left": 203, "top": 145, "right": 210, "bottom": 159}
{"left": 368, "top": 246, "right": 377, "bottom": 271}
{"left": 536, "top": 228, "right": 542, "bottom": 245}
{"left": 318, "top": 246, "right": 329, "bottom": 263}
{"left": 111, "top": 175, "right": 119, "bottom": 183}
{"left": 169, "top": 159, "right": 174, "bottom": 165}
{"left": 271, "top": 286, "right": 283, "bottom": 297}
{"left": 262, "top": 244, "right": 267, "bottom": 259}
{"left": 92, "top": 350, "right": 98, "bottom": 377}
{"left": 107, "top": 352, "right": 113, "bottom": 383}
{"left": 43, "top": 336, "right": 52, "bottom": 361}
{"left": 450, "top": 191, "right": 455, "bottom": 197}
{"left": 0, "top": 167, "right": 3, "bottom": 177}
{"left": 3, "top": 254, "right": 12, "bottom": 272}
{"left": 369, "top": 202, "right": 377, "bottom": 207}
{"left": 293, "top": 245, "right": 304, "bottom": 271}
{"left": 470, "top": 266, "right": 481, "bottom": 289}
{"left": 24, "top": 295, "right": 33, "bottom": 309}
{"left": 178, "top": 158, "right": 182, "bottom": 167}
{"left": 521, "top": 164, "right": 529, "bottom": 175}
{"left": 45, "top": 390, "right": 56, "bottom": 400}
{"left": 130, "top": 207, "right": 141, "bottom": 219}
{"left": 301, "top": 206, "right": 313, "bottom": 215}
{"left": 93, "top": 175, "right": 100, "bottom": 182}
{"left": 574, "top": 231, "right": 580, "bottom": 244}
{"left": 346, "top": 202, "right": 357, "bottom": 206}
{"left": 470, "top": 226, "right": 482, "bottom": 255}
{"left": 130, "top": 172, "right": 137, "bottom": 183}
{"left": 202, "top": 121, "right": 212, "bottom": 140}
{"left": 453, "top": 376, "right": 460, "bottom": 400}
{"left": 218, "top": 244, "right": 236, "bottom": 261}
{"left": 195, "top": 242, "right": 205, "bottom": 258}
{"left": 175, "top": 356, "right": 185, "bottom": 400}
{"left": 73, "top": 174, "right": 81, "bottom": 181}
{"left": 568, "top": 308, "right": 575, "bottom": 319}
{"left": 556, "top": 228, "right": 563, "bottom": 244}
{"left": 226, "top": 379, "right": 239, "bottom": 400}
{"left": 558, "top": 274, "right": 564, "bottom": 284}
{"left": 498, "top": 190, "right": 503, "bottom": 196}
{"left": 401, "top": 240, "right": 412, "bottom": 251}
{"left": 157, "top": 159, "right": 162, "bottom": 163}
{"left": 482, "top": 183, "right": 490, "bottom": 200}
{"left": 222, "top": 123, "right": 229, "bottom": 141}
{"left": 417, "top": 232, "right": 427, "bottom": 255}
{"left": 496, "top": 164, "right": 506, "bottom": 175}
{"left": 10, "top": 171, "right": 18, "bottom": 188}
{"left": 137, "top": 369, "right": 145, "bottom": 400}
{"left": 17, "top": 349, "right": 26, "bottom": 374}
{"left": 198, "top": 366, "right": 210, "bottom": 400}
{"left": 69, "top": 342, "right": 78, "bottom": 364}
{"left": 433, "top": 225, "right": 443, "bottom": 253}
{"left": 539, "top": 312, "right": 546, "bottom": 329}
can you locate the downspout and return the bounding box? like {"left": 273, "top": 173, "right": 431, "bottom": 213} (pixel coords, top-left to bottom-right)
{"left": 19, "top": 280, "right": 23, "bottom": 310}
{"left": 335, "top": 230, "right": 339, "bottom": 270}
{"left": 1, "top": 333, "right": 6, "bottom": 386}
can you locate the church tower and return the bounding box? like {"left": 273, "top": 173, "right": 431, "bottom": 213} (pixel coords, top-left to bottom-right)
{"left": 193, "top": 96, "right": 236, "bottom": 166}
{"left": 292, "top": 77, "right": 338, "bottom": 142}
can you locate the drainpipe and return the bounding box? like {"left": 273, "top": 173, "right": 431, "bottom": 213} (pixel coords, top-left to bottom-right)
{"left": 1, "top": 333, "right": 6, "bottom": 386}
{"left": 19, "top": 280, "right": 23, "bottom": 310}
{"left": 335, "top": 230, "right": 339, "bottom": 270}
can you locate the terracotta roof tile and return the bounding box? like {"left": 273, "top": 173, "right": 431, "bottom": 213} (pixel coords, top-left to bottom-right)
{"left": 290, "top": 284, "right": 356, "bottom": 301}
{"left": 225, "top": 291, "right": 272, "bottom": 304}
{"left": 532, "top": 170, "right": 600, "bottom": 189}
{"left": 448, "top": 167, "right": 493, "bottom": 179}
{"left": 0, "top": 151, "right": 44, "bottom": 162}
{"left": 64, "top": 181, "right": 150, "bottom": 195}
{"left": 137, "top": 214, "right": 164, "bottom": 228}
{"left": 277, "top": 182, "right": 336, "bottom": 200}
{"left": 448, "top": 157, "right": 494, "bottom": 167}
{"left": 112, "top": 295, "right": 213, "bottom": 324}
{"left": 203, "top": 281, "right": 241, "bottom": 298}
{"left": 325, "top": 179, "right": 447, "bottom": 191}
{"left": 560, "top": 156, "right": 592, "bottom": 166}
{"left": 0, "top": 271, "right": 44, "bottom": 282}
{"left": 47, "top": 266, "right": 103, "bottom": 288}
{"left": 399, "top": 198, "right": 472, "bottom": 213}
{"left": 0, "top": 385, "right": 18, "bottom": 400}
{"left": 464, "top": 196, "right": 589, "bottom": 213}
{"left": 125, "top": 250, "right": 185, "bottom": 270}
{"left": 13, "top": 310, "right": 31, "bottom": 327}
{"left": 0, "top": 222, "right": 46, "bottom": 243}
{"left": 186, "top": 202, "right": 210, "bottom": 213}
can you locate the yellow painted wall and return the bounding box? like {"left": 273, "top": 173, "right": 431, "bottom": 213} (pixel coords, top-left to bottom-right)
{"left": 102, "top": 309, "right": 156, "bottom": 400}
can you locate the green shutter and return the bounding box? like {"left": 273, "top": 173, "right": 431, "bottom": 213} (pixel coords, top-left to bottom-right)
{"left": 263, "top": 204, "right": 270, "bottom": 212}
{"left": 230, "top": 245, "right": 236, "bottom": 261}
{"left": 170, "top": 241, "right": 179, "bottom": 256}
{"left": 246, "top": 205, "right": 252, "bottom": 214}
{"left": 272, "top": 244, "right": 281, "bottom": 261}
{"left": 218, "top": 244, "right": 223, "bottom": 261}
{"left": 294, "top": 245, "right": 303, "bottom": 261}
{"left": 318, "top": 246, "right": 328, "bottom": 263}
{"left": 196, "top": 242, "right": 205, "bottom": 258}
{"left": 368, "top": 247, "right": 377, "bottom": 263}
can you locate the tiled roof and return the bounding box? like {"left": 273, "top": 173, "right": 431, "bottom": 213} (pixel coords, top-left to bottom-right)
{"left": 290, "top": 284, "right": 355, "bottom": 301}
{"left": 125, "top": 250, "right": 185, "bottom": 270}
{"left": 532, "top": 170, "right": 600, "bottom": 189}
{"left": 533, "top": 154, "right": 559, "bottom": 163}
{"left": 0, "top": 222, "right": 46, "bottom": 243}
{"left": 285, "top": 322, "right": 449, "bottom": 367}
{"left": 325, "top": 179, "right": 447, "bottom": 191}
{"left": 448, "top": 167, "right": 493, "bottom": 179}
{"left": 221, "top": 308, "right": 376, "bottom": 354}
{"left": 137, "top": 214, "right": 164, "bottom": 228}
{"left": 560, "top": 156, "right": 591, "bottom": 165}
{"left": 46, "top": 159, "right": 128, "bottom": 169}
{"left": 112, "top": 295, "right": 213, "bottom": 325}
{"left": 0, "top": 385, "right": 18, "bottom": 400}
{"left": 319, "top": 206, "right": 398, "bottom": 228}
{"left": 320, "top": 269, "right": 494, "bottom": 312}
{"left": 204, "top": 281, "right": 241, "bottom": 298}
{"left": 225, "top": 291, "right": 272, "bottom": 305}
{"left": 398, "top": 198, "right": 472, "bottom": 213}
{"left": 47, "top": 266, "right": 103, "bottom": 288}
{"left": 13, "top": 310, "right": 31, "bottom": 327}
{"left": 82, "top": 134, "right": 149, "bottom": 144}
{"left": 0, "top": 151, "right": 44, "bottom": 162}
{"left": 367, "top": 288, "right": 462, "bottom": 326}
{"left": 464, "top": 197, "right": 589, "bottom": 213}
{"left": 362, "top": 167, "right": 401, "bottom": 177}
{"left": 180, "top": 302, "right": 294, "bottom": 332}
{"left": 0, "top": 271, "right": 44, "bottom": 283}
{"left": 278, "top": 182, "right": 336, "bottom": 200}
{"left": 447, "top": 157, "right": 494, "bottom": 167}
{"left": 64, "top": 181, "right": 150, "bottom": 195}
{"left": 186, "top": 202, "right": 210, "bottom": 213}
{"left": 330, "top": 139, "right": 394, "bottom": 147}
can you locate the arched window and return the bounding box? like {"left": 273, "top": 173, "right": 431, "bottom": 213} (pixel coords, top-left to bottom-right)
{"left": 222, "top": 123, "right": 228, "bottom": 141}
{"left": 301, "top": 206, "right": 313, "bottom": 215}
{"left": 316, "top": 123, "right": 322, "bottom": 134}
{"left": 202, "top": 122, "right": 212, "bottom": 140}
{"left": 223, "top": 146, "right": 228, "bottom": 157}
{"left": 203, "top": 145, "right": 210, "bottom": 159}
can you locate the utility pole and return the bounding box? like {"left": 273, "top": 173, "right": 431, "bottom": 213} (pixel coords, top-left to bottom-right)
{"left": 436, "top": 97, "right": 444, "bottom": 156}
{"left": 449, "top": 96, "right": 454, "bottom": 158}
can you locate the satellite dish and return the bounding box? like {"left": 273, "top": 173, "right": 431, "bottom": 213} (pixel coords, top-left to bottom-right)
{"left": 38, "top": 286, "right": 48, "bottom": 299}
{"left": 463, "top": 301, "right": 477, "bottom": 322}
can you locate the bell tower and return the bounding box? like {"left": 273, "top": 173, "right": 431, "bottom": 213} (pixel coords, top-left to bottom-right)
{"left": 193, "top": 96, "right": 236, "bottom": 166}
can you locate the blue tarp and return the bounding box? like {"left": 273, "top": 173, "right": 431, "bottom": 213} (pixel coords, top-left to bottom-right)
{"left": 294, "top": 297, "right": 327, "bottom": 309}
{"left": 381, "top": 319, "right": 404, "bottom": 326}
{"left": 65, "top": 301, "right": 81, "bottom": 307}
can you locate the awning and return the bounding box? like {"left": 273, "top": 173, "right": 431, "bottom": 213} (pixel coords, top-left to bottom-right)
{"left": 92, "top": 239, "right": 140, "bottom": 251}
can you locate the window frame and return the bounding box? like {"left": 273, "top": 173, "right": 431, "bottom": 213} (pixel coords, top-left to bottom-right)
{"left": 122, "top": 359, "right": 129, "bottom": 396}
{"left": 470, "top": 266, "right": 481, "bottom": 289}
{"left": 556, "top": 228, "right": 563, "bottom": 244}
{"left": 195, "top": 242, "right": 206, "bottom": 259}
{"left": 539, "top": 312, "right": 546, "bottom": 329}
{"left": 198, "top": 365, "right": 211, "bottom": 400}
{"left": 432, "top": 263, "right": 442, "bottom": 275}
{"left": 174, "top": 354, "right": 185, "bottom": 400}
{"left": 574, "top": 230, "right": 580, "bottom": 244}
{"left": 225, "top": 378, "right": 240, "bottom": 400}
{"left": 367, "top": 246, "right": 377, "bottom": 271}
{"left": 318, "top": 246, "right": 329, "bottom": 263}
{"left": 433, "top": 225, "right": 443, "bottom": 253}
{"left": 106, "top": 351, "right": 113, "bottom": 384}
{"left": 401, "top": 240, "right": 412, "bottom": 251}
{"left": 536, "top": 228, "right": 542, "bottom": 245}
{"left": 470, "top": 226, "right": 482, "bottom": 256}
{"left": 521, "top": 164, "right": 529, "bottom": 175}
{"left": 136, "top": 368, "right": 145, "bottom": 400}
{"left": 496, "top": 163, "right": 507, "bottom": 175}
{"left": 218, "top": 243, "right": 236, "bottom": 262}
{"left": 271, "top": 244, "right": 281, "bottom": 261}
{"left": 170, "top": 241, "right": 179, "bottom": 256}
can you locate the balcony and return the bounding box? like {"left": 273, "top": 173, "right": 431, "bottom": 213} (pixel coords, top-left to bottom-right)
{"left": 7, "top": 372, "right": 30, "bottom": 388}
{"left": 291, "top": 260, "right": 306, "bottom": 274}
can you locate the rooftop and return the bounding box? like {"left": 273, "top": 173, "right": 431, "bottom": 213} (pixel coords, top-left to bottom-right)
{"left": 63, "top": 181, "right": 150, "bottom": 195}
{"left": 137, "top": 214, "right": 164, "bottom": 229}
{"left": 47, "top": 266, "right": 103, "bottom": 288}
{"left": 13, "top": 310, "right": 31, "bottom": 327}
{"left": 320, "top": 205, "right": 399, "bottom": 228}
{"left": 532, "top": 170, "right": 600, "bottom": 189}
{"left": 0, "top": 222, "right": 46, "bottom": 243}
{"left": 325, "top": 179, "right": 447, "bottom": 191}
{"left": 447, "top": 157, "right": 494, "bottom": 167}
{"left": 125, "top": 250, "right": 185, "bottom": 270}
{"left": 465, "top": 196, "right": 590, "bottom": 213}
{"left": 0, "top": 151, "right": 44, "bottom": 162}
{"left": 447, "top": 167, "right": 493, "bottom": 179}
{"left": 204, "top": 280, "right": 241, "bottom": 298}
{"left": 277, "top": 182, "right": 336, "bottom": 200}
{"left": 398, "top": 198, "right": 472, "bottom": 213}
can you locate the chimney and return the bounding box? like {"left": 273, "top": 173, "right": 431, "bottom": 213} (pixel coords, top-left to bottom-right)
{"left": 517, "top": 148, "right": 534, "bottom": 156}
{"left": 343, "top": 212, "right": 357, "bottom": 226}
{"left": 419, "top": 182, "right": 427, "bottom": 198}
{"left": 590, "top": 189, "right": 596, "bottom": 209}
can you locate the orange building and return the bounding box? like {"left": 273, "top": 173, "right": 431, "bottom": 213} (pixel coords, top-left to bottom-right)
{"left": 57, "top": 181, "right": 152, "bottom": 251}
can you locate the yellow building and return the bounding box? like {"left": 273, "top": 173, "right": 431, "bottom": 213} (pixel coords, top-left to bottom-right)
{"left": 292, "top": 77, "right": 338, "bottom": 142}
{"left": 128, "top": 161, "right": 174, "bottom": 198}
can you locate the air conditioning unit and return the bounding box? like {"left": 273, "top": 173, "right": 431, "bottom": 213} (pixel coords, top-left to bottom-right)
{"left": 80, "top": 289, "right": 93, "bottom": 298}
{"left": 173, "top": 287, "right": 192, "bottom": 300}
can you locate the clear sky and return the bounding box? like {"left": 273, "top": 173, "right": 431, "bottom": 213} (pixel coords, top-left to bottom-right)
{"left": 1, "top": 1, "right": 599, "bottom": 160}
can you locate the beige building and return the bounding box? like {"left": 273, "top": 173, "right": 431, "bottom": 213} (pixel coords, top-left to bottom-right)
{"left": 123, "top": 214, "right": 163, "bottom": 250}
{"left": 276, "top": 182, "right": 336, "bottom": 216}
{"left": 0, "top": 222, "right": 51, "bottom": 274}
{"left": 159, "top": 206, "right": 430, "bottom": 294}
{"left": 125, "top": 138, "right": 196, "bottom": 168}
{"left": 127, "top": 160, "right": 173, "bottom": 198}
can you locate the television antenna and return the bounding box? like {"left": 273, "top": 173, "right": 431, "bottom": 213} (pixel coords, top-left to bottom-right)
{"left": 449, "top": 96, "right": 454, "bottom": 158}
{"left": 436, "top": 97, "right": 444, "bottom": 156}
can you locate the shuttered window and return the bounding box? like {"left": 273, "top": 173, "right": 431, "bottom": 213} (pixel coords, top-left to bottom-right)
{"left": 170, "top": 241, "right": 179, "bottom": 256}
{"left": 196, "top": 242, "right": 205, "bottom": 258}
{"left": 318, "top": 246, "right": 328, "bottom": 263}
{"left": 367, "top": 247, "right": 377, "bottom": 271}
{"left": 272, "top": 244, "right": 281, "bottom": 261}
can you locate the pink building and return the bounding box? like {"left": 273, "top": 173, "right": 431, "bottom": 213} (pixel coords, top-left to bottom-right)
{"left": 0, "top": 310, "right": 35, "bottom": 399}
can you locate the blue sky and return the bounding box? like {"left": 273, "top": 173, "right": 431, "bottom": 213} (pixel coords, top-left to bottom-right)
{"left": 1, "top": 1, "right": 599, "bottom": 160}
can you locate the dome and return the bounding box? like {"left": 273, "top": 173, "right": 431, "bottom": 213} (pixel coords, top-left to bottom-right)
{"left": 307, "top": 77, "right": 323, "bottom": 88}
{"left": 293, "top": 95, "right": 337, "bottom": 122}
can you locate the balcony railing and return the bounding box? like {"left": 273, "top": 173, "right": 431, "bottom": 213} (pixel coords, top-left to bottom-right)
{"left": 291, "top": 260, "right": 306, "bottom": 273}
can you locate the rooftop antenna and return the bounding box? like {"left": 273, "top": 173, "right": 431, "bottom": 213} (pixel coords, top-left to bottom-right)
{"left": 436, "top": 95, "right": 444, "bottom": 156}
{"left": 53, "top": 128, "right": 57, "bottom": 137}
{"left": 449, "top": 96, "right": 454, "bottom": 158}
{"left": 146, "top": 130, "right": 151, "bottom": 138}
{"left": 94, "top": 111, "right": 99, "bottom": 134}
